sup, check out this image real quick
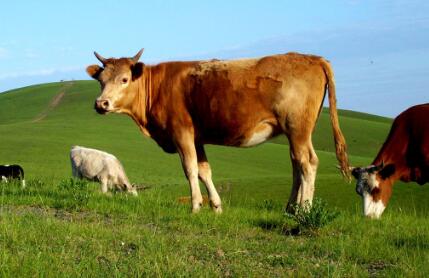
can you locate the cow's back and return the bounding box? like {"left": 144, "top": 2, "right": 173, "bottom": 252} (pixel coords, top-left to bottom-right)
{"left": 187, "top": 53, "right": 328, "bottom": 145}
{"left": 401, "top": 103, "right": 429, "bottom": 142}
{"left": 402, "top": 104, "right": 429, "bottom": 182}
{"left": 392, "top": 104, "right": 429, "bottom": 154}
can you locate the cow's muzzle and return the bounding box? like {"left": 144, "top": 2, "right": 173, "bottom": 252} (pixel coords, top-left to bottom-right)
{"left": 94, "top": 99, "right": 110, "bottom": 114}
{"left": 355, "top": 183, "right": 364, "bottom": 196}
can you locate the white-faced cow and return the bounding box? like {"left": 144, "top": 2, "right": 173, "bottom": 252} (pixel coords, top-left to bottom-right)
{"left": 70, "top": 146, "right": 137, "bottom": 196}
{"left": 351, "top": 104, "right": 429, "bottom": 218}
{"left": 86, "top": 49, "right": 350, "bottom": 213}
{"left": 0, "top": 164, "right": 25, "bottom": 187}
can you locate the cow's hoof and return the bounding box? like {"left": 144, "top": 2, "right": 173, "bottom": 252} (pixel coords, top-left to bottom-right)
{"left": 191, "top": 202, "right": 203, "bottom": 213}
{"left": 285, "top": 203, "right": 296, "bottom": 215}
{"left": 212, "top": 205, "right": 223, "bottom": 214}
{"left": 210, "top": 201, "right": 222, "bottom": 214}
{"left": 191, "top": 207, "right": 201, "bottom": 213}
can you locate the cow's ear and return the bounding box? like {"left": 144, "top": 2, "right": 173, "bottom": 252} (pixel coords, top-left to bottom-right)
{"left": 86, "top": 65, "right": 103, "bottom": 80}
{"left": 379, "top": 164, "right": 395, "bottom": 180}
{"left": 132, "top": 62, "right": 145, "bottom": 81}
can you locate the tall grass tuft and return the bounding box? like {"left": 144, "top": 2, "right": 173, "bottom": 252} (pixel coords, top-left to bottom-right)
{"left": 286, "top": 198, "right": 339, "bottom": 232}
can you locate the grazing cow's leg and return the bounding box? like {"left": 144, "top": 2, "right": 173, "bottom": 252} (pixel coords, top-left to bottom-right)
{"left": 71, "top": 166, "right": 82, "bottom": 179}
{"left": 286, "top": 138, "right": 319, "bottom": 211}
{"left": 71, "top": 166, "right": 78, "bottom": 178}
{"left": 100, "top": 177, "right": 109, "bottom": 194}
{"left": 196, "top": 145, "right": 222, "bottom": 213}
{"left": 177, "top": 134, "right": 204, "bottom": 213}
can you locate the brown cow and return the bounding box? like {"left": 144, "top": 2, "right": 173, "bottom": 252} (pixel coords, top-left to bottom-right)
{"left": 86, "top": 49, "right": 350, "bottom": 213}
{"left": 351, "top": 104, "right": 429, "bottom": 218}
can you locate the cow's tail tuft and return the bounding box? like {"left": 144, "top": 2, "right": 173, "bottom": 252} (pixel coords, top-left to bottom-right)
{"left": 322, "top": 59, "right": 351, "bottom": 181}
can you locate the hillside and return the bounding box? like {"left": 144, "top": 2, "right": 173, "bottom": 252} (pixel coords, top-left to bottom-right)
{"left": 0, "top": 80, "right": 392, "bottom": 155}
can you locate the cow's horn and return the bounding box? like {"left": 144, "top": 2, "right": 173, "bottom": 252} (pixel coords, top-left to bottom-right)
{"left": 94, "top": 51, "right": 107, "bottom": 65}
{"left": 132, "top": 48, "right": 144, "bottom": 63}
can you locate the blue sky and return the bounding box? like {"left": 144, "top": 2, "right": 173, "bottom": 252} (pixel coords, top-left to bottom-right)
{"left": 0, "top": 0, "right": 428, "bottom": 116}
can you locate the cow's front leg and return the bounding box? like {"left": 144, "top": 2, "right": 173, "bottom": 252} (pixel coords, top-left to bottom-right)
{"left": 196, "top": 145, "right": 222, "bottom": 213}
{"left": 176, "top": 135, "right": 203, "bottom": 213}
{"left": 100, "top": 177, "right": 109, "bottom": 194}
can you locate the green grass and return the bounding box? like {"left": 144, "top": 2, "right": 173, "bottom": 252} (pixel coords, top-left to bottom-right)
{"left": 1, "top": 81, "right": 428, "bottom": 276}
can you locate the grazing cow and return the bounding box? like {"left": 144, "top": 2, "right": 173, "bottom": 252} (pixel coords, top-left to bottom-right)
{"left": 87, "top": 49, "right": 350, "bottom": 213}
{"left": 0, "top": 164, "right": 25, "bottom": 187}
{"left": 351, "top": 104, "right": 429, "bottom": 218}
{"left": 70, "top": 146, "right": 137, "bottom": 196}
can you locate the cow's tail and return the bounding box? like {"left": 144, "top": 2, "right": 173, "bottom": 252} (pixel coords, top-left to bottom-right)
{"left": 322, "top": 59, "right": 351, "bottom": 181}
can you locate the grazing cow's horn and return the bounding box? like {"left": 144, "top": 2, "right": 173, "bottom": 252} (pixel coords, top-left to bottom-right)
{"left": 132, "top": 48, "right": 144, "bottom": 63}
{"left": 94, "top": 51, "right": 107, "bottom": 65}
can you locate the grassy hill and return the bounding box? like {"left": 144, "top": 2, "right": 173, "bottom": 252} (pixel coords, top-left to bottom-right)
{"left": 1, "top": 81, "right": 428, "bottom": 276}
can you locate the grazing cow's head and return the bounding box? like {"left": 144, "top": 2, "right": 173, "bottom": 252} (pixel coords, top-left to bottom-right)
{"left": 86, "top": 49, "right": 145, "bottom": 114}
{"left": 351, "top": 162, "right": 395, "bottom": 219}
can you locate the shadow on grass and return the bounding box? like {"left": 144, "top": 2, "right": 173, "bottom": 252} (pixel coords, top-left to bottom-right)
{"left": 393, "top": 235, "right": 429, "bottom": 250}
{"left": 255, "top": 219, "right": 302, "bottom": 236}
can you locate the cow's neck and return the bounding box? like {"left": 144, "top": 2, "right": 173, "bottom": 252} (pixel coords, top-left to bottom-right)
{"left": 126, "top": 67, "right": 154, "bottom": 137}
{"left": 373, "top": 144, "right": 411, "bottom": 184}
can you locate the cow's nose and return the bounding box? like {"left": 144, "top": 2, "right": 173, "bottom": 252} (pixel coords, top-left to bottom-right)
{"left": 356, "top": 185, "right": 364, "bottom": 196}
{"left": 95, "top": 99, "right": 110, "bottom": 114}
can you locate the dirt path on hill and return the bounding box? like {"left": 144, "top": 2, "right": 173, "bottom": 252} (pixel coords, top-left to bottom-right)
{"left": 32, "top": 81, "right": 74, "bottom": 123}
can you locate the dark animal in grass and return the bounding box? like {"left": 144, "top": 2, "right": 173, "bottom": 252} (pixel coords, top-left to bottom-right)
{"left": 0, "top": 164, "right": 25, "bottom": 188}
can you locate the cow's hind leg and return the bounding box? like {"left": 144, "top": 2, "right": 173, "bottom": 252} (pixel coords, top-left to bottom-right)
{"left": 196, "top": 145, "right": 222, "bottom": 213}
{"left": 286, "top": 137, "right": 319, "bottom": 212}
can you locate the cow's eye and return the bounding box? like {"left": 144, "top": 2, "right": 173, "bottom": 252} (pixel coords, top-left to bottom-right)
{"left": 122, "top": 78, "right": 128, "bottom": 84}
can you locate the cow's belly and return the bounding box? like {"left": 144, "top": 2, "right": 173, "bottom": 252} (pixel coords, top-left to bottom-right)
{"left": 241, "top": 123, "right": 276, "bottom": 147}
{"left": 201, "top": 120, "right": 281, "bottom": 147}
{"left": 79, "top": 161, "right": 104, "bottom": 179}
